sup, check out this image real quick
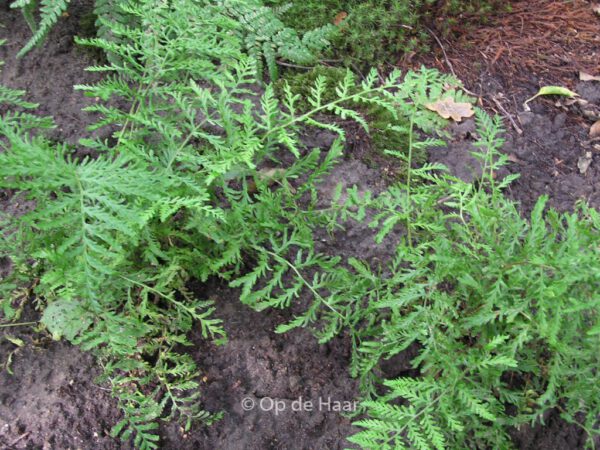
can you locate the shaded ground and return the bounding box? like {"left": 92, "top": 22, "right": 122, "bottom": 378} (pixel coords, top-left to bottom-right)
{"left": 422, "top": 0, "right": 600, "bottom": 214}
{"left": 1, "top": 0, "right": 599, "bottom": 449}
{"left": 0, "top": 1, "right": 104, "bottom": 144}
{"left": 159, "top": 281, "right": 358, "bottom": 450}
{"left": 0, "top": 326, "right": 128, "bottom": 450}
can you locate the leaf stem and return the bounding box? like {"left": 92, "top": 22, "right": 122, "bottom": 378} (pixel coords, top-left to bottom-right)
{"left": 0, "top": 321, "right": 37, "bottom": 328}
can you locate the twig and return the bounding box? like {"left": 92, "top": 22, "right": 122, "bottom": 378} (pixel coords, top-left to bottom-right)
{"left": 9, "top": 433, "right": 29, "bottom": 447}
{"left": 425, "top": 26, "right": 457, "bottom": 78}
{"left": 490, "top": 94, "right": 523, "bottom": 135}
{"left": 275, "top": 60, "right": 314, "bottom": 70}
{"left": 425, "top": 26, "right": 478, "bottom": 97}
{"left": 0, "top": 321, "right": 37, "bottom": 328}
{"left": 436, "top": 195, "right": 453, "bottom": 205}
{"left": 350, "top": 62, "right": 368, "bottom": 82}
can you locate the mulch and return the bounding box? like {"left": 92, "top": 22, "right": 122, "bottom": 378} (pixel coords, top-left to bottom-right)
{"left": 426, "top": 0, "right": 600, "bottom": 92}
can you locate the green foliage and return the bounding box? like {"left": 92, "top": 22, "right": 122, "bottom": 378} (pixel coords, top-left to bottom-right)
{"left": 11, "top": 0, "right": 332, "bottom": 80}
{"left": 274, "top": 65, "right": 443, "bottom": 175}
{"left": 11, "top": 0, "right": 508, "bottom": 69}
{"left": 93, "top": 0, "right": 132, "bottom": 42}
{"left": 2, "top": 1, "right": 599, "bottom": 449}
{"left": 274, "top": 65, "right": 348, "bottom": 109}
{"left": 342, "top": 113, "right": 600, "bottom": 449}
{"left": 0, "top": 0, "right": 444, "bottom": 446}
{"left": 218, "top": 0, "right": 335, "bottom": 80}
{"left": 266, "top": 0, "right": 509, "bottom": 68}
{"left": 11, "top": 0, "right": 71, "bottom": 58}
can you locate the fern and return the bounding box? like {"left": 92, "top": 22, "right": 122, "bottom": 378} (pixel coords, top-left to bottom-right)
{"left": 344, "top": 113, "right": 600, "bottom": 449}
{"left": 93, "top": 0, "right": 132, "bottom": 42}
{"left": 219, "top": 0, "right": 334, "bottom": 80}
{"left": 12, "top": 0, "right": 333, "bottom": 80}
{"left": 12, "top": 0, "right": 71, "bottom": 57}
{"left": 10, "top": 0, "right": 39, "bottom": 35}
{"left": 3, "top": 0, "right": 599, "bottom": 448}
{"left": 1, "top": 0, "right": 430, "bottom": 445}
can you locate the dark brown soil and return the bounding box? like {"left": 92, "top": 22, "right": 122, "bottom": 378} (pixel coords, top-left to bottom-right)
{"left": 159, "top": 281, "right": 359, "bottom": 450}
{"left": 421, "top": 0, "right": 600, "bottom": 215}
{"left": 1, "top": 1, "right": 599, "bottom": 449}
{"left": 0, "top": 1, "right": 104, "bottom": 144}
{"left": 429, "top": 88, "right": 600, "bottom": 215}
{"left": 0, "top": 328, "right": 129, "bottom": 450}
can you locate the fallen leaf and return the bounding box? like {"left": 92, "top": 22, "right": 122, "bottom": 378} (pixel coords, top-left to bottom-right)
{"left": 564, "top": 97, "right": 588, "bottom": 107}
{"left": 578, "top": 151, "right": 593, "bottom": 174}
{"left": 258, "top": 168, "right": 286, "bottom": 180}
{"left": 591, "top": 120, "right": 600, "bottom": 138}
{"left": 537, "top": 86, "right": 578, "bottom": 97}
{"left": 5, "top": 336, "right": 25, "bottom": 347}
{"left": 333, "top": 11, "right": 348, "bottom": 26}
{"left": 507, "top": 154, "right": 520, "bottom": 163}
{"left": 425, "top": 98, "right": 475, "bottom": 122}
{"left": 524, "top": 86, "right": 579, "bottom": 106}
{"left": 580, "top": 72, "right": 600, "bottom": 82}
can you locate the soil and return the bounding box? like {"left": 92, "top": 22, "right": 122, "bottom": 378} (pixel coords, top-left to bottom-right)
{"left": 0, "top": 1, "right": 105, "bottom": 144}
{"left": 421, "top": 0, "right": 600, "bottom": 215}
{"left": 1, "top": 1, "right": 599, "bottom": 449}
{"left": 159, "top": 281, "right": 359, "bottom": 450}
{"left": 0, "top": 327, "right": 129, "bottom": 450}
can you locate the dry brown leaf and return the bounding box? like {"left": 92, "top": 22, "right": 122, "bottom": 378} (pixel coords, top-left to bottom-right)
{"left": 578, "top": 152, "right": 593, "bottom": 174}
{"left": 425, "top": 98, "right": 475, "bottom": 122}
{"left": 580, "top": 72, "right": 600, "bottom": 82}
{"left": 258, "top": 168, "right": 286, "bottom": 180}
{"left": 590, "top": 120, "right": 600, "bottom": 138}
{"left": 333, "top": 11, "right": 348, "bottom": 26}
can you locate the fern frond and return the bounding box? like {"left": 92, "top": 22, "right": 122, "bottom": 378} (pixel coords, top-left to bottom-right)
{"left": 219, "top": 0, "right": 334, "bottom": 80}
{"left": 16, "top": 0, "right": 71, "bottom": 58}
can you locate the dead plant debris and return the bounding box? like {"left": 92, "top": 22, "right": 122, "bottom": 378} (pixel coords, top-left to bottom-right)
{"left": 440, "top": 0, "right": 600, "bottom": 89}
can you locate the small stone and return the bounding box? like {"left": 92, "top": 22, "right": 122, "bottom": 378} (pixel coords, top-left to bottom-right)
{"left": 518, "top": 111, "right": 535, "bottom": 127}
{"left": 552, "top": 113, "right": 567, "bottom": 131}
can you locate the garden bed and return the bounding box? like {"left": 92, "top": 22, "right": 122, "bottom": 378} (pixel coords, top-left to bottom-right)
{"left": 1, "top": 1, "right": 599, "bottom": 449}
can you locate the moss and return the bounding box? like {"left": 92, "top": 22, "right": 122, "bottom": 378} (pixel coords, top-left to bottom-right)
{"left": 265, "top": 0, "right": 510, "bottom": 69}
{"left": 365, "top": 104, "right": 428, "bottom": 182}
{"left": 275, "top": 66, "right": 349, "bottom": 111}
